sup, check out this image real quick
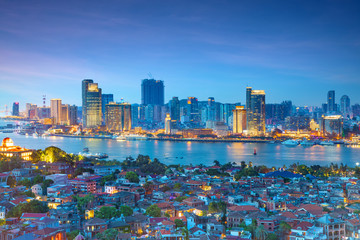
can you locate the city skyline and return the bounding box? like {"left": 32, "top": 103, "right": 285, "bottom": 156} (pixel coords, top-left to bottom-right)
{"left": 1, "top": 0, "right": 360, "bottom": 109}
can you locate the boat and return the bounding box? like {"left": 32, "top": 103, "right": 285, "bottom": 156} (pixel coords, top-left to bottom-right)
{"left": 116, "top": 135, "right": 126, "bottom": 141}
{"left": 300, "top": 139, "right": 315, "bottom": 146}
{"left": 281, "top": 139, "right": 299, "bottom": 146}
{"left": 319, "top": 141, "right": 335, "bottom": 146}
{"left": 253, "top": 148, "right": 257, "bottom": 155}
{"left": 125, "top": 134, "right": 148, "bottom": 140}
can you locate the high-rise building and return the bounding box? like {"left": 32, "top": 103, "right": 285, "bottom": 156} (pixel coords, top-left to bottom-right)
{"left": 12, "top": 102, "right": 19, "bottom": 116}
{"left": 131, "top": 104, "right": 139, "bottom": 127}
{"left": 340, "top": 95, "right": 350, "bottom": 115}
{"left": 246, "top": 87, "right": 252, "bottom": 129}
{"left": 246, "top": 89, "right": 266, "bottom": 136}
{"left": 232, "top": 106, "right": 247, "bottom": 134}
{"left": 69, "top": 105, "right": 78, "bottom": 125}
{"left": 61, "top": 104, "right": 69, "bottom": 125}
{"left": 105, "top": 102, "right": 132, "bottom": 131}
{"left": 50, "top": 99, "right": 62, "bottom": 124}
{"left": 321, "top": 115, "right": 343, "bottom": 137}
{"left": 169, "top": 97, "right": 180, "bottom": 122}
{"left": 141, "top": 79, "right": 164, "bottom": 105}
{"left": 187, "top": 97, "right": 199, "bottom": 122}
{"left": 327, "top": 90, "right": 336, "bottom": 113}
{"left": 82, "top": 79, "right": 102, "bottom": 127}
{"left": 102, "top": 94, "right": 114, "bottom": 123}
{"left": 37, "top": 107, "right": 51, "bottom": 119}
{"left": 122, "top": 103, "right": 132, "bottom": 131}
{"left": 165, "top": 113, "right": 171, "bottom": 134}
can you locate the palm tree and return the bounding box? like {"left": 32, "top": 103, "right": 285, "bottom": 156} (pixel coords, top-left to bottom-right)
{"left": 254, "top": 225, "right": 268, "bottom": 240}
{"left": 278, "top": 221, "right": 291, "bottom": 240}
{"left": 181, "top": 227, "right": 189, "bottom": 240}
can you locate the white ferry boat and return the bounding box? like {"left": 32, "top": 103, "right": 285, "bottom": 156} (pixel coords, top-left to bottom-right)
{"left": 281, "top": 139, "right": 299, "bottom": 146}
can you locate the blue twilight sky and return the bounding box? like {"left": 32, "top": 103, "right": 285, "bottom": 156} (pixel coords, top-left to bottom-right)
{"left": 0, "top": 0, "right": 360, "bottom": 111}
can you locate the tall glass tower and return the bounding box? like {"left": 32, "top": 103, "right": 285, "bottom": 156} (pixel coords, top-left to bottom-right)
{"left": 82, "top": 79, "right": 102, "bottom": 128}
{"left": 141, "top": 79, "right": 164, "bottom": 105}
{"left": 246, "top": 88, "right": 266, "bottom": 136}
{"left": 327, "top": 90, "right": 336, "bottom": 113}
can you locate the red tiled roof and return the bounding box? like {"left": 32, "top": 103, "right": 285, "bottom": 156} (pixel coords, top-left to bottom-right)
{"left": 228, "top": 205, "right": 260, "bottom": 212}
{"left": 21, "top": 213, "right": 47, "bottom": 219}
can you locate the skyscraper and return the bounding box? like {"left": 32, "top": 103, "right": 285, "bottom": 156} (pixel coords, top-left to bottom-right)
{"left": 12, "top": 102, "right": 19, "bottom": 116}
{"left": 82, "top": 79, "right": 102, "bottom": 127}
{"left": 50, "top": 99, "right": 62, "bottom": 125}
{"left": 327, "top": 90, "right": 336, "bottom": 113}
{"left": 165, "top": 113, "right": 171, "bottom": 134}
{"left": 69, "top": 105, "right": 78, "bottom": 125}
{"left": 105, "top": 102, "right": 132, "bottom": 131}
{"left": 233, "top": 106, "right": 247, "bottom": 134}
{"left": 246, "top": 89, "right": 266, "bottom": 136}
{"left": 169, "top": 97, "right": 180, "bottom": 122}
{"left": 246, "top": 87, "right": 252, "bottom": 129}
{"left": 340, "top": 95, "right": 350, "bottom": 115}
{"left": 187, "top": 97, "right": 199, "bottom": 122}
{"left": 102, "top": 94, "right": 114, "bottom": 123}
{"left": 141, "top": 79, "right": 164, "bottom": 105}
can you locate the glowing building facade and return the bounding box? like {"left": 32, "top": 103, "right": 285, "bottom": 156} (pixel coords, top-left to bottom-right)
{"left": 321, "top": 115, "right": 343, "bottom": 137}
{"left": 105, "top": 102, "right": 132, "bottom": 132}
{"left": 82, "top": 79, "right": 102, "bottom": 128}
{"left": 50, "top": 99, "right": 62, "bottom": 125}
{"left": 246, "top": 88, "right": 266, "bottom": 136}
{"left": 232, "top": 106, "right": 247, "bottom": 134}
{"left": 0, "top": 138, "right": 34, "bottom": 160}
{"left": 165, "top": 113, "right": 171, "bottom": 134}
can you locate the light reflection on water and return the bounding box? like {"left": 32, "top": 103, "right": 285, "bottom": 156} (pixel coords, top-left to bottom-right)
{"left": 1, "top": 132, "right": 359, "bottom": 167}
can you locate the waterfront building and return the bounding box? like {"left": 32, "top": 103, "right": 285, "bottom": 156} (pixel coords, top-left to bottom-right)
{"left": 0, "top": 138, "right": 34, "bottom": 160}
{"left": 327, "top": 90, "right": 336, "bottom": 113}
{"left": 352, "top": 104, "right": 360, "bottom": 117}
{"left": 12, "top": 102, "right": 19, "bottom": 116}
{"left": 165, "top": 113, "right": 171, "bottom": 134}
{"left": 232, "top": 106, "right": 246, "bottom": 134}
{"left": 36, "top": 107, "right": 51, "bottom": 119}
{"left": 131, "top": 104, "right": 139, "bottom": 127}
{"left": 220, "top": 103, "right": 236, "bottom": 125}
{"left": 61, "top": 104, "right": 69, "bottom": 125}
{"left": 69, "top": 105, "right": 78, "bottom": 125}
{"left": 169, "top": 97, "right": 180, "bottom": 122}
{"left": 141, "top": 79, "right": 164, "bottom": 105}
{"left": 246, "top": 88, "right": 266, "bottom": 136}
{"left": 101, "top": 94, "right": 114, "bottom": 123}
{"left": 82, "top": 79, "right": 102, "bottom": 128}
{"left": 50, "top": 99, "right": 62, "bottom": 125}
{"left": 187, "top": 97, "right": 200, "bottom": 122}
{"left": 105, "top": 102, "right": 132, "bottom": 131}
{"left": 340, "top": 95, "right": 350, "bottom": 116}
{"left": 321, "top": 115, "right": 343, "bottom": 137}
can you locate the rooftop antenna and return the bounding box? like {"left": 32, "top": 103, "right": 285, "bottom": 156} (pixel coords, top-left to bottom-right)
{"left": 148, "top": 72, "right": 153, "bottom": 79}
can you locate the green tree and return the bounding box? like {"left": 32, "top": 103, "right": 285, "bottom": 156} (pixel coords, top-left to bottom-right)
{"left": 119, "top": 205, "right": 133, "bottom": 216}
{"left": 66, "top": 230, "right": 80, "bottom": 240}
{"left": 174, "top": 183, "right": 182, "bottom": 189}
{"left": 174, "top": 219, "right": 185, "bottom": 228}
{"left": 234, "top": 167, "right": 259, "bottom": 180}
{"left": 266, "top": 233, "right": 278, "bottom": 240}
{"left": 255, "top": 225, "right": 268, "bottom": 240}
{"left": 6, "top": 200, "right": 49, "bottom": 218}
{"left": 15, "top": 191, "right": 35, "bottom": 198}
{"left": 95, "top": 206, "right": 120, "bottom": 219}
{"left": 278, "top": 221, "right": 291, "bottom": 239}
{"left": 181, "top": 227, "right": 190, "bottom": 240}
{"left": 125, "top": 171, "right": 139, "bottom": 183}
{"left": 100, "top": 174, "right": 116, "bottom": 186}
{"left": 73, "top": 194, "right": 95, "bottom": 214}
{"left": 7, "top": 176, "right": 16, "bottom": 188}
{"left": 42, "top": 179, "right": 54, "bottom": 195}
{"left": 33, "top": 175, "right": 43, "bottom": 184}
{"left": 146, "top": 204, "right": 161, "bottom": 217}
{"left": 96, "top": 228, "right": 118, "bottom": 240}
{"left": 17, "top": 178, "right": 32, "bottom": 188}
{"left": 175, "top": 196, "right": 187, "bottom": 202}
